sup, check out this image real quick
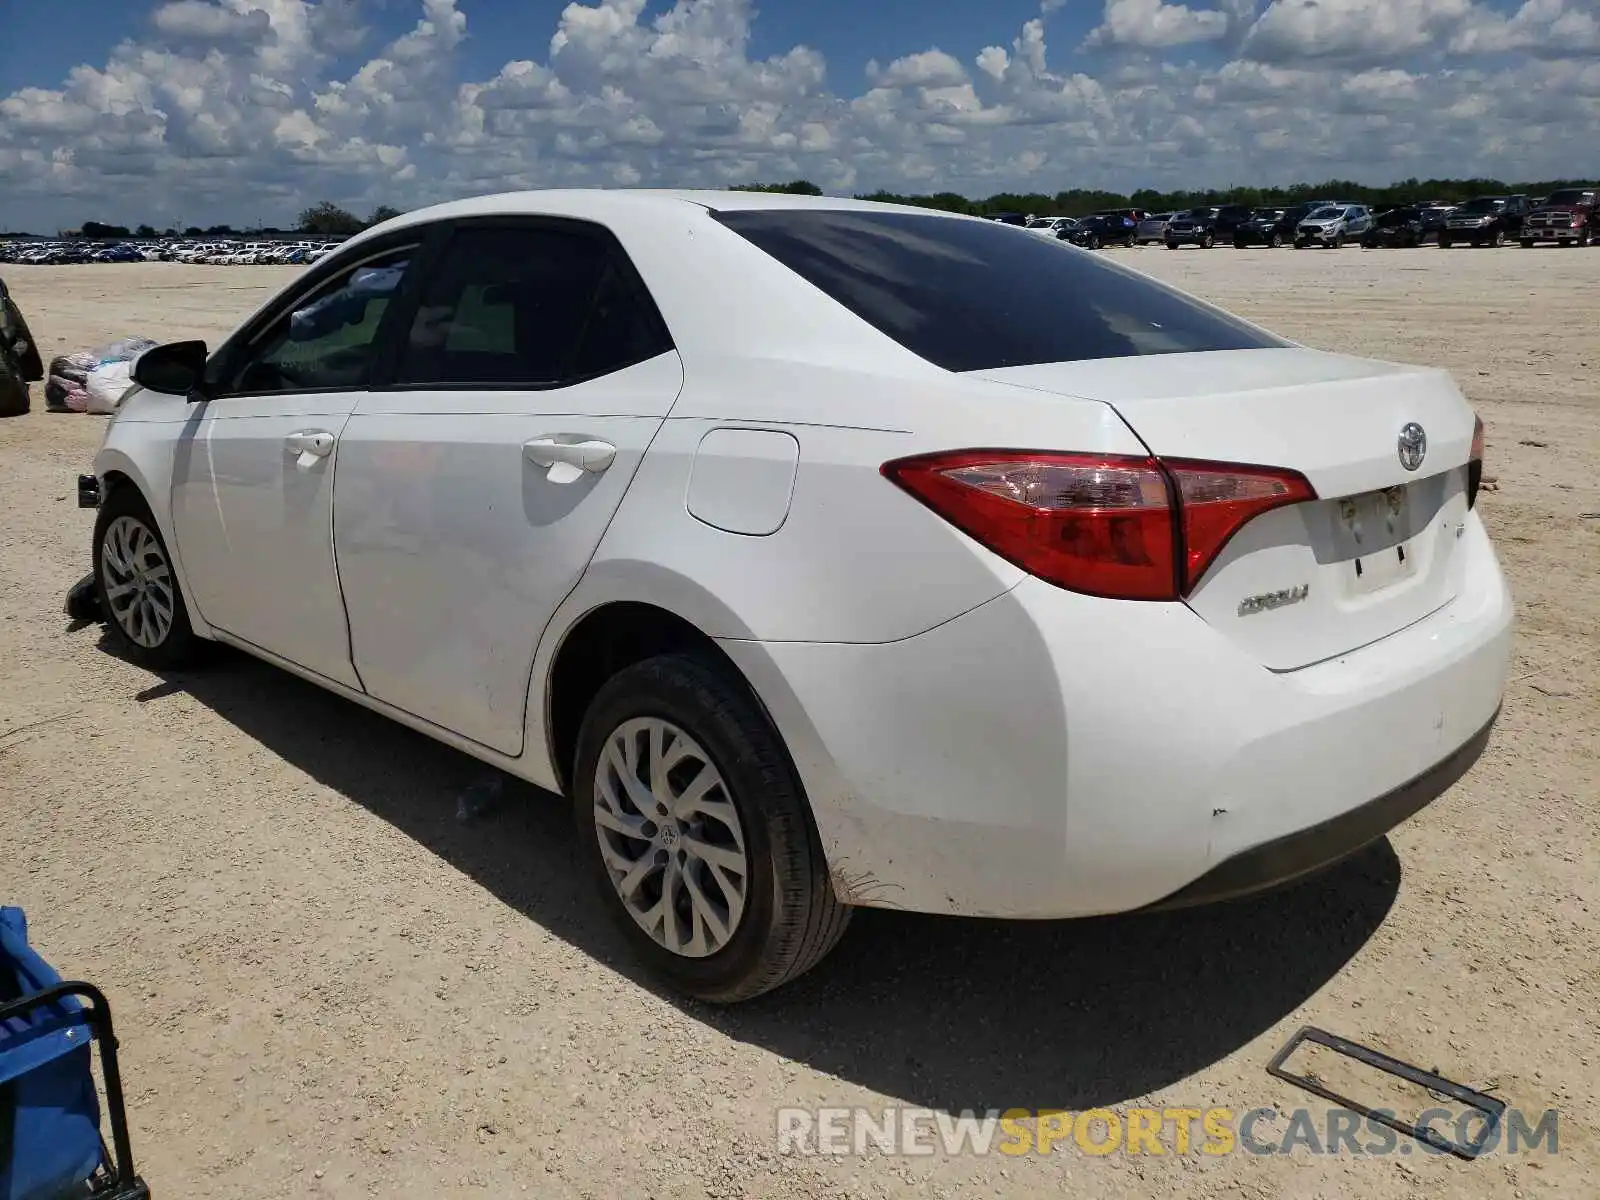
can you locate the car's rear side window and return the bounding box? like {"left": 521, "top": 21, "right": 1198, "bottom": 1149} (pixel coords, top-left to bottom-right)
{"left": 714, "top": 209, "right": 1286, "bottom": 373}
{"left": 395, "top": 225, "right": 671, "bottom": 388}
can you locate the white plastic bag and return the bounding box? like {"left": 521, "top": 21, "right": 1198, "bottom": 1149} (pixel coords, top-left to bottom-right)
{"left": 85, "top": 361, "right": 135, "bottom": 414}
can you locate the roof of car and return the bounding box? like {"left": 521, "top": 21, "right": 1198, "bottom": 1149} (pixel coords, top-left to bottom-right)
{"left": 332, "top": 187, "right": 997, "bottom": 376}
{"left": 369, "top": 188, "right": 962, "bottom": 234}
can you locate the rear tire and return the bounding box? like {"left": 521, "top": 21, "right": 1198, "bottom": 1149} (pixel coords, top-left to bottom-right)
{"left": 92, "top": 486, "right": 202, "bottom": 670}
{"left": 572, "top": 652, "right": 851, "bottom": 1003}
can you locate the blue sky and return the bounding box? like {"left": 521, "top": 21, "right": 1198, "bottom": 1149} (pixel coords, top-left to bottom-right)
{"left": 1, "top": 0, "right": 1596, "bottom": 232}
{"left": 0, "top": 0, "right": 1113, "bottom": 96}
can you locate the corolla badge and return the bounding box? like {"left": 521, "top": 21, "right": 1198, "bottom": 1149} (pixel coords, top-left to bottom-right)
{"left": 1398, "top": 422, "right": 1427, "bottom": 472}
{"left": 1238, "top": 584, "right": 1309, "bottom": 616}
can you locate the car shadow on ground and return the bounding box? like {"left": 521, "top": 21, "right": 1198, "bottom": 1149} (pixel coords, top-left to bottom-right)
{"left": 119, "top": 641, "right": 1400, "bottom": 1113}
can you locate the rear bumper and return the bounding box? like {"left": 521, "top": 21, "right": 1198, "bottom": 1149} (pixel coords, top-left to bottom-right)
{"left": 722, "top": 515, "right": 1513, "bottom": 919}
{"left": 1141, "top": 703, "right": 1498, "bottom": 910}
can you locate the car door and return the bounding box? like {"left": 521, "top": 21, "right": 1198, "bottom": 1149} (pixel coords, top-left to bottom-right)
{"left": 169, "top": 237, "right": 426, "bottom": 689}
{"left": 332, "top": 218, "right": 682, "bottom": 755}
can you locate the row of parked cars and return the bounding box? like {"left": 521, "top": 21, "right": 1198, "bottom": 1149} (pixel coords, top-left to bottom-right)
{"left": 1010, "top": 188, "right": 1600, "bottom": 251}
{"left": 0, "top": 238, "right": 345, "bottom": 267}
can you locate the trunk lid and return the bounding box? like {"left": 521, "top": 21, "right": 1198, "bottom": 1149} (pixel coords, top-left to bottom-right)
{"left": 972, "top": 348, "right": 1479, "bottom": 671}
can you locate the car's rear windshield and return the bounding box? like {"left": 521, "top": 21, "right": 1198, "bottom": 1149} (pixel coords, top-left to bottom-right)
{"left": 713, "top": 209, "right": 1286, "bottom": 373}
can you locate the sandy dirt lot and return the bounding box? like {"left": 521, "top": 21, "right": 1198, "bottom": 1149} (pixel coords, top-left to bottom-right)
{"left": 1, "top": 250, "right": 1595, "bottom": 1199}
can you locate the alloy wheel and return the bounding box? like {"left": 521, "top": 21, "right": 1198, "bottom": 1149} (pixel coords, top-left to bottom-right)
{"left": 100, "top": 515, "right": 175, "bottom": 649}
{"left": 592, "top": 716, "right": 749, "bottom": 958}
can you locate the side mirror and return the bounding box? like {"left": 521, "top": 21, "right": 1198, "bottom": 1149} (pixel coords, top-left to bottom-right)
{"left": 131, "top": 340, "right": 208, "bottom": 400}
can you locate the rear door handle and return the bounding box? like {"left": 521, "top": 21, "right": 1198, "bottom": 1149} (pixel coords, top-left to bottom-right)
{"left": 286, "top": 430, "right": 336, "bottom": 462}
{"left": 524, "top": 437, "right": 616, "bottom": 483}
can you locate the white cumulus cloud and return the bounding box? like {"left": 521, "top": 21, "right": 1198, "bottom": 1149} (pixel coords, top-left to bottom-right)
{"left": 1085, "top": 0, "right": 1232, "bottom": 49}
{"left": 0, "top": 0, "right": 1596, "bottom": 234}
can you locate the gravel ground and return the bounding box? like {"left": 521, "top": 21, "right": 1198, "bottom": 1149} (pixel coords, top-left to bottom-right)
{"left": 1, "top": 247, "right": 1595, "bottom": 1199}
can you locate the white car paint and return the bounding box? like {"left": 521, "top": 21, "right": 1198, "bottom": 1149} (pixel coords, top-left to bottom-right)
{"left": 332, "top": 353, "right": 683, "bottom": 755}
{"left": 94, "top": 188, "right": 1512, "bottom": 935}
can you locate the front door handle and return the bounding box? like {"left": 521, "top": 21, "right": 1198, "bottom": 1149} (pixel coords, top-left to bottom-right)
{"left": 524, "top": 437, "right": 616, "bottom": 484}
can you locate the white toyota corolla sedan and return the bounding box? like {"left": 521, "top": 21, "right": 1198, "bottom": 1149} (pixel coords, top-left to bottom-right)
{"left": 84, "top": 189, "right": 1512, "bottom": 1002}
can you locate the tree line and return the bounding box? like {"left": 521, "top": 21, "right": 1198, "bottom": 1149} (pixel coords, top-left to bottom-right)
{"left": 736, "top": 176, "right": 1591, "bottom": 215}
{"left": 39, "top": 171, "right": 1594, "bottom": 241}
{"left": 48, "top": 203, "right": 405, "bottom": 241}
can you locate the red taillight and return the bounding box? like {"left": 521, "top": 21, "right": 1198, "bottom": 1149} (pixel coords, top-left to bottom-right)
{"left": 881, "top": 452, "right": 1178, "bottom": 599}
{"left": 1468, "top": 414, "right": 1485, "bottom": 508}
{"left": 881, "top": 450, "right": 1315, "bottom": 601}
{"left": 1164, "top": 459, "right": 1317, "bottom": 592}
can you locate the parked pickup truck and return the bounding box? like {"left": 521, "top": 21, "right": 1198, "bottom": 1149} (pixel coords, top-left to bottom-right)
{"left": 1439, "top": 195, "right": 1530, "bottom": 247}
{"left": 1519, "top": 188, "right": 1597, "bottom": 247}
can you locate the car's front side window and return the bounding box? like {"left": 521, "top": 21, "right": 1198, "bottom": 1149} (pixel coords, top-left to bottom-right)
{"left": 220, "top": 248, "right": 414, "bottom": 395}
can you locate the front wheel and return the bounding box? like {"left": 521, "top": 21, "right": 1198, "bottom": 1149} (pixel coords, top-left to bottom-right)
{"left": 92, "top": 486, "right": 202, "bottom": 670}
{"left": 1439, "top": 237, "right": 1452, "bottom": 248}
{"left": 1269, "top": 232, "right": 1283, "bottom": 248}
{"left": 1166, "top": 240, "right": 1178, "bottom": 250}
{"left": 1491, "top": 230, "right": 1507, "bottom": 247}
{"left": 1199, "top": 233, "right": 1215, "bottom": 249}
{"left": 1520, "top": 239, "right": 1534, "bottom": 249}
{"left": 573, "top": 653, "right": 851, "bottom": 1003}
{"left": 1333, "top": 232, "right": 1345, "bottom": 249}
{"left": 1084, "top": 232, "right": 1101, "bottom": 250}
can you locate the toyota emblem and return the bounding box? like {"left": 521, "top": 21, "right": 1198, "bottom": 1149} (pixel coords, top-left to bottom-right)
{"left": 1397, "top": 422, "right": 1427, "bottom": 472}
